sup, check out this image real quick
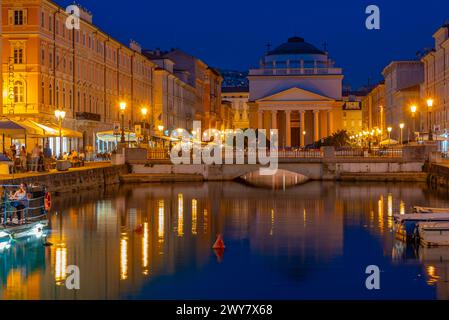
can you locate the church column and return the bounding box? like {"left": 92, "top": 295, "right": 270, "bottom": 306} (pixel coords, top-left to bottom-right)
{"left": 300, "top": 111, "right": 305, "bottom": 147}
{"left": 313, "top": 110, "right": 320, "bottom": 141}
{"left": 258, "top": 110, "right": 264, "bottom": 129}
{"left": 285, "top": 110, "right": 291, "bottom": 147}
{"left": 271, "top": 110, "right": 277, "bottom": 130}
{"left": 327, "top": 110, "right": 334, "bottom": 136}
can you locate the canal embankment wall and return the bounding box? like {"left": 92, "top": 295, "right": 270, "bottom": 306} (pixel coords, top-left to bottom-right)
{"left": 0, "top": 164, "right": 128, "bottom": 193}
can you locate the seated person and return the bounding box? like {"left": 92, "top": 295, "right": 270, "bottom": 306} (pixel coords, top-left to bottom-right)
{"left": 9, "top": 183, "right": 28, "bottom": 224}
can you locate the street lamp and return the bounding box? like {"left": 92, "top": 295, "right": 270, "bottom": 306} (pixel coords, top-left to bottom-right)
{"left": 54, "top": 109, "right": 66, "bottom": 159}
{"left": 141, "top": 107, "right": 148, "bottom": 144}
{"left": 119, "top": 102, "right": 126, "bottom": 143}
{"left": 427, "top": 98, "right": 434, "bottom": 141}
{"left": 410, "top": 105, "right": 417, "bottom": 142}
{"left": 399, "top": 123, "right": 404, "bottom": 145}
{"left": 387, "top": 126, "right": 392, "bottom": 146}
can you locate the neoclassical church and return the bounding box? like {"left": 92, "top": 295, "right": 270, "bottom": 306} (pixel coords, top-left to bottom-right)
{"left": 248, "top": 36, "right": 344, "bottom": 147}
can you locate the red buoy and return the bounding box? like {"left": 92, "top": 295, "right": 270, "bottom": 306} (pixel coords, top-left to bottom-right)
{"left": 212, "top": 234, "right": 225, "bottom": 249}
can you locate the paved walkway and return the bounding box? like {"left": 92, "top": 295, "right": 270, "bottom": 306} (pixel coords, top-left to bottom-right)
{"left": 0, "top": 161, "right": 112, "bottom": 182}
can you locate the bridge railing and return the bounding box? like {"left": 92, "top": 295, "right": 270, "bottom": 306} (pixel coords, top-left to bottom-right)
{"left": 146, "top": 147, "right": 404, "bottom": 161}
{"left": 335, "top": 147, "right": 403, "bottom": 158}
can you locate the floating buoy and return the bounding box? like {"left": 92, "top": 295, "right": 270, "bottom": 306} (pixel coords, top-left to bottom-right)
{"left": 134, "top": 224, "right": 143, "bottom": 233}
{"left": 212, "top": 234, "right": 225, "bottom": 249}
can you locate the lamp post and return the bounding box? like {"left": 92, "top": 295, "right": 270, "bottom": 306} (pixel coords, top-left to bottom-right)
{"left": 410, "top": 105, "right": 417, "bottom": 142}
{"left": 119, "top": 102, "right": 126, "bottom": 143}
{"left": 427, "top": 98, "right": 434, "bottom": 141}
{"left": 141, "top": 107, "right": 148, "bottom": 144}
{"left": 399, "top": 123, "right": 404, "bottom": 145}
{"left": 387, "top": 126, "right": 392, "bottom": 146}
{"left": 54, "top": 109, "right": 66, "bottom": 159}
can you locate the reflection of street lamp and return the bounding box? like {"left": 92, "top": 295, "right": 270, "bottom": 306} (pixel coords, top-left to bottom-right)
{"left": 387, "top": 126, "right": 392, "bottom": 146}
{"left": 54, "top": 109, "right": 66, "bottom": 159}
{"left": 120, "top": 102, "right": 126, "bottom": 143}
{"left": 141, "top": 107, "right": 148, "bottom": 143}
{"left": 399, "top": 123, "right": 404, "bottom": 144}
{"left": 427, "top": 98, "right": 434, "bottom": 141}
{"left": 410, "top": 105, "right": 417, "bottom": 141}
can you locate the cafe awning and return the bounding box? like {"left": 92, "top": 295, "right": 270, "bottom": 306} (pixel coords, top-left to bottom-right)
{"left": 0, "top": 119, "right": 48, "bottom": 138}
{"left": 29, "top": 121, "right": 83, "bottom": 138}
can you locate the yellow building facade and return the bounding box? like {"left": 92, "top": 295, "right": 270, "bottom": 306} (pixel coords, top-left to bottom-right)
{"left": 1, "top": 0, "right": 155, "bottom": 154}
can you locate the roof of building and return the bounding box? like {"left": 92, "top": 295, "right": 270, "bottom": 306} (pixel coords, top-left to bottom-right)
{"left": 267, "top": 36, "right": 326, "bottom": 56}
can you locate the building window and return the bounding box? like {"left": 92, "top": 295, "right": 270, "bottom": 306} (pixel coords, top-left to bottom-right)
{"left": 62, "top": 87, "right": 66, "bottom": 108}
{"left": 41, "top": 12, "right": 45, "bottom": 28}
{"left": 13, "top": 81, "right": 24, "bottom": 103}
{"left": 14, "top": 10, "right": 24, "bottom": 25}
{"left": 56, "top": 85, "right": 59, "bottom": 107}
{"left": 41, "top": 81, "right": 45, "bottom": 104}
{"left": 49, "top": 84, "right": 53, "bottom": 105}
{"left": 13, "top": 47, "right": 24, "bottom": 64}
{"left": 41, "top": 49, "right": 45, "bottom": 64}
{"left": 49, "top": 16, "right": 52, "bottom": 31}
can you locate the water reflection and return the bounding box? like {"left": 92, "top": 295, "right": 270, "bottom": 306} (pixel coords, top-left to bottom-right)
{"left": 239, "top": 169, "right": 308, "bottom": 189}
{"left": 1, "top": 181, "right": 449, "bottom": 299}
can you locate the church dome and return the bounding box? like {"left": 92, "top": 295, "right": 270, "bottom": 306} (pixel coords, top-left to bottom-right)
{"left": 267, "top": 36, "right": 325, "bottom": 56}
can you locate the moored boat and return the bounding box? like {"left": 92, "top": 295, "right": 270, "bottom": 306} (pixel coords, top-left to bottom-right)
{"left": 418, "top": 222, "right": 449, "bottom": 246}
{"left": 413, "top": 206, "right": 449, "bottom": 214}
{"left": 0, "top": 184, "right": 50, "bottom": 247}
{"left": 394, "top": 213, "right": 449, "bottom": 240}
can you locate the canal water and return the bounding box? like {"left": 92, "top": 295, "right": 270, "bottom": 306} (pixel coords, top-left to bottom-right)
{"left": 1, "top": 180, "right": 449, "bottom": 300}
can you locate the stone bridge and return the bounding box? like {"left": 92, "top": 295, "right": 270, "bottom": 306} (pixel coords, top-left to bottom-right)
{"left": 124, "top": 145, "right": 434, "bottom": 182}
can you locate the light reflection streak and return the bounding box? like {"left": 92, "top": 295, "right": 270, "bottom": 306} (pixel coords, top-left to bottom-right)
{"left": 55, "top": 245, "right": 67, "bottom": 285}
{"left": 178, "top": 194, "right": 184, "bottom": 237}
{"left": 192, "top": 199, "right": 197, "bottom": 235}
{"left": 120, "top": 234, "right": 128, "bottom": 280}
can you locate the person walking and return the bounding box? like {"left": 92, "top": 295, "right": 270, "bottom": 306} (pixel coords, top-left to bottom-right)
{"left": 19, "top": 146, "right": 27, "bottom": 172}
{"left": 31, "top": 144, "right": 40, "bottom": 172}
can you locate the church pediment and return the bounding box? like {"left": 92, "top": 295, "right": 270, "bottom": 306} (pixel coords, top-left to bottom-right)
{"left": 256, "top": 87, "right": 334, "bottom": 102}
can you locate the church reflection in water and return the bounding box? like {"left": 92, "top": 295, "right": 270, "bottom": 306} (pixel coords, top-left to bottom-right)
{"left": 1, "top": 181, "right": 449, "bottom": 299}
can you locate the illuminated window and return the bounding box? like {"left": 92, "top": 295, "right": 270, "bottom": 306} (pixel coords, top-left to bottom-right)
{"left": 14, "top": 10, "right": 24, "bottom": 25}
{"left": 13, "top": 47, "right": 23, "bottom": 64}
{"left": 13, "top": 81, "right": 24, "bottom": 103}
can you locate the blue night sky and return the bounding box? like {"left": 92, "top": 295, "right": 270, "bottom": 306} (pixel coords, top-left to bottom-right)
{"left": 56, "top": 0, "right": 449, "bottom": 89}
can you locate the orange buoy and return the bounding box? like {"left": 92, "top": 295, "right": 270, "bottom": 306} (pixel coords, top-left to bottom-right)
{"left": 134, "top": 224, "right": 143, "bottom": 233}
{"left": 212, "top": 234, "right": 225, "bottom": 249}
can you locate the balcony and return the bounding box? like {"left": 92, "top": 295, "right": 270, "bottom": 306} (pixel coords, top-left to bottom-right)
{"left": 76, "top": 112, "right": 101, "bottom": 122}
{"left": 249, "top": 67, "right": 342, "bottom": 76}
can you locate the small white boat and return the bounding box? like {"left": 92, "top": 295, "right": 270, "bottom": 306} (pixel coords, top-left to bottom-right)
{"left": 394, "top": 213, "right": 449, "bottom": 239}
{"left": 0, "top": 221, "right": 48, "bottom": 242}
{"left": 418, "top": 222, "right": 449, "bottom": 246}
{"left": 413, "top": 206, "right": 449, "bottom": 214}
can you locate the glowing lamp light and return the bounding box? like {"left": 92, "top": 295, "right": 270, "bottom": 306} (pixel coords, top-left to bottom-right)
{"left": 157, "top": 125, "right": 164, "bottom": 132}
{"left": 399, "top": 123, "right": 405, "bottom": 129}
{"left": 54, "top": 110, "right": 66, "bottom": 119}
{"left": 427, "top": 98, "right": 434, "bottom": 108}
{"left": 141, "top": 107, "right": 148, "bottom": 116}
{"left": 411, "top": 105, "right": 417, "bottom": 114}
{"left": 387, "top": 127, "right": 392, "bottom": 133}
{"left": 120, "top": 102, "right": 127, "bottom": 111}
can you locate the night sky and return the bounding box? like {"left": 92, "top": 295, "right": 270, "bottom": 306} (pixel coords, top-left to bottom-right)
{"left": 56, "top": 0, "right": 449, "bottom": 89}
